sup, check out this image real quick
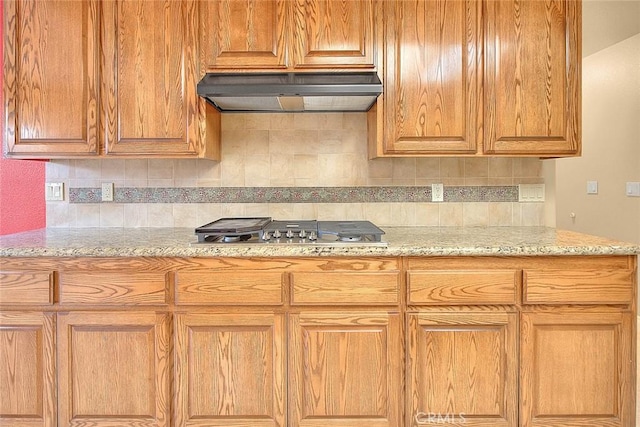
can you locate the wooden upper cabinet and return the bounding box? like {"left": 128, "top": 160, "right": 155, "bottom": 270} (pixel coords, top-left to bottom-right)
{"left": 101, "top": 0, "right": 204, "bottom": 157}
{"left": 3, "top": 0, "right": 100, "bottom": 157}
{"left": 4, "top": 0, "right": 219, "bottom": 160}
{"left": 379, "top": 0, "right": 481, "bottom": 156}
{"left": 202, "top": 0, "right": 289, "bottom": 71}
{"left": 372, "top": 0, "right": 582, "bottom": 158}
{"left": 202, "top": 0, "right": 378, "bottom": 72}
{"left": 291, "top": 0, "right": 377, "bottom": 70}
{"left": 484, "top": 0, "right": 581, "bottom": 156}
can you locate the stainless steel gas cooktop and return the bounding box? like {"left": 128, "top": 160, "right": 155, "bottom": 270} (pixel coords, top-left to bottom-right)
{"left": 195, "top": 217, "right": 386, "bottom": 247}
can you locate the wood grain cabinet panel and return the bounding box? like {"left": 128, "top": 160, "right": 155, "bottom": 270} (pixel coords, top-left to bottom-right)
{"left": 0, "top": 270, "right": 53, "bottom": 305}
{"left": 408, "top": 270, "right": 518, "bottom": 305}
{"left": 4, "top": 0, "right": 218, "bottom": 159}
{"left": 291, "top": 0, "right": 377, "bottom": 69}
{"left": 202, "top": 0, "right": 289, "bottom": 70}
{"left": 484, "top": 0, "right": 581, "bottom": 155}
{"left": 290, "top": 311, "right": 400, "bottom": 427}
{"left": 3, "top": 0, "right": 100, "bottom": 156}
{"left": 57, "top": 311, "right": 170, "bottom": 427}
{"left": 0, "top": 255, "right": 635, "bottom": 427}
{"left": 202, "top": 0, "right": 378, "bottom": 72}
{"left": 372, "top": 0, "right": 581, "bottom": 158}
{"left": 523, "top": 268, "right": 634, "bottom": 305}
{"left": 291, "top": 271, "right": 399, "bottom": 305}
{"left": 377, "top": 0, "right": 481, "bottom": 156}
{"left": 520, "top": 311, "right": 633, "bottom": 426}
{"left": 407, "top": 312, "right": 517, "bottom": 427}
{"left": 101, "top": 0, "right": 205, "bottom": 157}
{"left": 175, "top": 313, "right": 286, "bottom": 427}
{"left": 0, "top": 312, "right": 56, "bottom": 427}
{"left": 176, "top": 271, "right": 284, "bottom": 305}
{"left": 59, "top": 271, "right": 168, "bottom": 305}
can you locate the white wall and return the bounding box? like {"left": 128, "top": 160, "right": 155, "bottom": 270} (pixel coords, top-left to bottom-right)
{"left": 582, "top": 0, "right": 640, "bottom": 57}
{"left": 554, "top": 33, "right": 640, "bottom": 244}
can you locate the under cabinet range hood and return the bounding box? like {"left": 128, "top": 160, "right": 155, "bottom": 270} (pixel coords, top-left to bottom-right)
{"left": 196, "top": 72, "right": 382, "bottom": 112}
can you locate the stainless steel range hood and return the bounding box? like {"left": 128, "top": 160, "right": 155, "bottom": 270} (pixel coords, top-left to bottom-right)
{"left": 197, "top": 72, "right": 382, "bottom": 112}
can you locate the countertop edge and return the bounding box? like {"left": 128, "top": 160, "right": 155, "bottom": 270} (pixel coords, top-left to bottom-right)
{"left": 1, "top": 227, "right": 639, "bottom": 258}
{"left": 1, "top": 245, "right": 639, "bottom": 258}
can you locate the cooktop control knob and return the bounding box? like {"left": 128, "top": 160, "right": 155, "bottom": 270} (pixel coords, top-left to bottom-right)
{"left": 299, "top": 229, "right": 307, "bottom": 238}
{"left": 308, "top": 231, "right": 317, "bottom": 241}
{"left": 273, "top": 229, "right": 281, "bottom": 238}
{"left": 286, "top": 229, "right": 294, "bottom": 238}
{"left": 262, "top": 232, "right": 271, "bottom": 241}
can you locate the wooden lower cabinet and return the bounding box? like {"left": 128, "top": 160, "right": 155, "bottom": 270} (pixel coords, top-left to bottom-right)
{"left": 520, "top": 310, "right": 634, "bottom": 427}
{"left": 0, "top": 255, "right": 636, "bottom": 427}
{"left": 174, "top": 312, "right": 286, "bottom": 427}
{"left": 289, "top": 311, "right": 401, "bottom": 427}
{"left": 407, "top": 311, "right": 518, "bottom": 427}
{"left": 57, "top": 311, "right": 170, "bottom": 427}
{"left": 0, "top": 312, "right": 56, "bottom": 427}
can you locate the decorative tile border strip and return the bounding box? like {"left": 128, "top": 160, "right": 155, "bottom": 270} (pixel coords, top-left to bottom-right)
{"left": 69, "top": 186, "right": 519, "bottom": 204}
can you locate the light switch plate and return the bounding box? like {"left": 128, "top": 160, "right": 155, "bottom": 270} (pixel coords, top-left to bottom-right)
{"left": 586, "top": 181, "right": 598, "bottom": 195}
{"left": 518, "top": 184, "right": 545, "bottom": 202}
{"left": 45, "top": 183, "right": 64, "bottom": 201}
{"left": 626, "top": 182, "right": 640, "bottom": 197}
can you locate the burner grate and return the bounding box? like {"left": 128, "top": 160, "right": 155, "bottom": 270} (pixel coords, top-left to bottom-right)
{"left": 318, "top": 221, "right": 385, "bottom": 242}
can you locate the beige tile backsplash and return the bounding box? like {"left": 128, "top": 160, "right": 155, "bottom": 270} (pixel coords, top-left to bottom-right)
{"left": 46, "top": 113, "right": 545, "bottom": 228}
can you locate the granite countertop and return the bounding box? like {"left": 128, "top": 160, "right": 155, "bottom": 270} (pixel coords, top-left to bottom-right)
{"left": 0, "top": 226, "right": 638, "bottom": 258}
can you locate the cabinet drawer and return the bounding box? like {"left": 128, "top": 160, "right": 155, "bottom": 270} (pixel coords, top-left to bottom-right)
{"left": 0, "top": 271, "right": 53, "bottom": 305}
{"left": 59, "top": 271, "right": 167, "bottom": 305}
{"left": 523, "top": 269, "right": 634, "bottom": 305}
{"left": 408, "top": 270, "right": 518, "bottom": 305}
{"left": 291, "top": 272, "right": 400, "bottom": 305}
{"left": 176, "top": 271, "right": 284, "bottom": 305}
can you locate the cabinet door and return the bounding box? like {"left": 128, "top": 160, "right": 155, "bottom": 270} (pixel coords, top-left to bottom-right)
{"left": 202, "top": 0, "right": 289, "bottom": 71}
{"left": 520, "top": 311, "right": 633, "bottom": 426}
{"left": 290, "top": 312, "right": 400, "bottom": 427}
{"left": 484, "top": 0, "right": 581, "bottom": 155}
{"left": 57, "top": 312, "right": 170, "bottom": 427}
{"left": 175, "top": 313, "right": 286, "bottom": 427}
{"left": 3, "top": 0, "right": 99, "bottom": 157}
{"left": 407, "top": 312, "right": 517, "bottom": 427}
{"left": 101, "top": 0, "right": 201, "bottom": 156}
{"left": 0, "top": 312, "right": 56, "bottom": 427}
{"left": 381, "top": 0, "right": 480, "bottom": 155}
{"left": 291, "top": 0, "right": 377, "bottom": 70}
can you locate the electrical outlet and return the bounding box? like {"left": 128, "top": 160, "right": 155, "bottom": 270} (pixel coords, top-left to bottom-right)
{"left": 101, "top": 182, "right": 114, "bottom": 202}
{"left": 45, "top": 183, "right": 64, "bottom": 201}
{"left": 431, "top": 183, "right": 444, "bottom": 202}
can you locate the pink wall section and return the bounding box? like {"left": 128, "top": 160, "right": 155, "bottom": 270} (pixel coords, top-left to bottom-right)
{"left": 0, "top": 0, "right": 47, "bottom": 235}
{"left": 0, "top": 159, "right": 46, "bottom": 235}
